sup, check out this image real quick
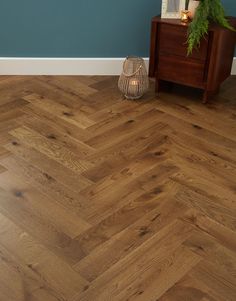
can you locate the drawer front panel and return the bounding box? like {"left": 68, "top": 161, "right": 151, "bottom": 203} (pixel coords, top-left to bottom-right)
{"left": 158, "top": 54, "right": 205, "bottom": 87}
{"left": 159, "top": 24, "right": 209, "bottom": 61}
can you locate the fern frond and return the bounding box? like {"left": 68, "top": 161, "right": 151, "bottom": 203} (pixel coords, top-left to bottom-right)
{"left": 187, "top": 0, "right": 235, "bottom": 55}
{"left": 209, "top": 0, "right": 235, "bottom": 31}
{"left": 187, "top": 0, "right": 210, "bottom": 55}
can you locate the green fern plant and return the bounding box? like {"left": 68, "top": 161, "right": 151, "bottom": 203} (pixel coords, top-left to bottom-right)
{"left": 187, "top": 0, "right": 235, "bottom": 55}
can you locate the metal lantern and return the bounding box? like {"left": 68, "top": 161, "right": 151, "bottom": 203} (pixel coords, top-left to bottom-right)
{"left": 118, "top": 56, "right": 149, "bottom": 100}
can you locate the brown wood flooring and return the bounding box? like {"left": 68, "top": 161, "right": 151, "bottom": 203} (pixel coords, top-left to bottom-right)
{"left": 0, "top": 75, "right": 236, "bottom": 301}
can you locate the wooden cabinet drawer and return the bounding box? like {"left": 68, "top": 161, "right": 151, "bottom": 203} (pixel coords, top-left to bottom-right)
{"left": 158, "top": 54, "right": 206, "bottom": 88}
{"left": 159, "top": 23, "right": 209, "bottom": 61}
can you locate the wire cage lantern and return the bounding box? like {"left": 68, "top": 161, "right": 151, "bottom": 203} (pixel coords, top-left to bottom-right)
{"left": 118, "top": 56, "right": 149, "bottom": 100}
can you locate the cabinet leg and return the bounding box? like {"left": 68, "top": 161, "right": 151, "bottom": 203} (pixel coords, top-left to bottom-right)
{"left": 203, "top": 88, "right": 219, "bottom": 103}
{"left": 155, "top": 79, "right": 173, "bottom": 93}
{"left": 203, "top": 91, "right": 209, "bottom": 103}
{"left": 155, "top": 79, "right": 161, "bottom": 93}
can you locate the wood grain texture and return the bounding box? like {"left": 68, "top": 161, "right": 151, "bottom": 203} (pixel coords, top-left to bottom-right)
{"left": 149, "top": 16, "right": 236, "bottom": 102}
{"left": 0, "top": 75, "right": 236, "bottom": 300}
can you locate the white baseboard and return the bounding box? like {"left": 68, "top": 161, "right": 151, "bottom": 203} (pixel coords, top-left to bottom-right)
{"left": 0, "top": 57, "right": 234, "bottom": 76}
{"left": 231, "top": 57, "right": 236, "bottom": 75}
{"left": 0, "top": 57, "right": 149, "bottom": 76}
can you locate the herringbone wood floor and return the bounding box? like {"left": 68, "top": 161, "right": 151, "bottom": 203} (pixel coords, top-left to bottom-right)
{"left": 0, "top": 75, "right": 236, "bottom": 301}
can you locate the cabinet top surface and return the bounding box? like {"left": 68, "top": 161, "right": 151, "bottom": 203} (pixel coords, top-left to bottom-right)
{"left": 152, "top": 15, "right": 236, "bottom": 30}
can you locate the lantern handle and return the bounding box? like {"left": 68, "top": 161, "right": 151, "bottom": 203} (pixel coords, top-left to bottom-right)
{"left": 122, "top": 58, "right": 143, "bottom": 77}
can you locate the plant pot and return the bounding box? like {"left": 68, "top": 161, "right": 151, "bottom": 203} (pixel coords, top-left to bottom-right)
{"left": 188, "top": 0, "right": 200, "bottom": 19}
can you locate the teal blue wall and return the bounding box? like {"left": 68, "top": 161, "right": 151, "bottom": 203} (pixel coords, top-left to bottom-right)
{"left": 0, "top": 0, "right": 235, "bottom": 57}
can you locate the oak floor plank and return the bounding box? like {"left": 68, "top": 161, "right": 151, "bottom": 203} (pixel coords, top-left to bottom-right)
{"left": 73, "top": 221, "right": 197, "bottom": 301}
{"left": 0, "top": 172, "right": 89, "bottom": 239}
{"left": 158, "top": 110, "right": 236, "bottom": 152}
{"left": 176, "top": 188, "right": 236, "bottom": 231}
{"left": 87, "top": 99, "right": 158, "bottom": 136}
{"left": 0, "top": 243, "right": 63, "bottom": 301}
{"left": 74, "top": 179, "right": 176, "bottom": 258}
{"left": 81, "top": 85, "right": 125, "bottom": 111}
{"left": 0, "top": 78, "right": 32, "bottom": 105}
{"left": 167, "top": 128, "right": 236, "bottom": 166}
{"left": 114, "top": 246, "right": 200, "bottom": 301}
{"left": 0, "top": 155, "right": 91, "bottom": 225}
{"left": 80, "top": 162, "right": 178, "bottom": 224}
{"left": 4, "top": 139, "right": 92, "bottom": 192}
{"left": 24, "top": 93, "right": 95, "bottom": 129}
{"left": 171, "top": 170, "right": 236, "bottom": 210}
{"left": 0, "top": 213, "right": 88, "bottom": 300}
{"left": 0, "top": 108, "right": 25, "bottom": 123}
{"left": 85, "top": 109, "right": 164, "bottom": 148}
{"left": 37, "top": 76, "right": 98, "bottom": 99}
{"left": 189, "top": 260, "right": 236, "bottom": 301}
{"left": 172, "top": 148, "right": 236, "bottom": 195}
{"left": 182, "top": 210, "right": 236, "bottom": 253}
{"left": 22, "top": 115, "right": 95, "bottom": 157}
{"left": 83, "top": 127, "right": 169, "bottom": 182}
{"left": 0, "top": 185, "right": 89, "bottom": 265}
{"left": 9, "top": 126, "right": 93, "bottom": 173}
{"left": 21, "top": 103, "right": 92, "bottom": 141}
{"left": 184, "top": 230, "right": 236, "bottom": 278}
{"left": 158, "top": 273, "right": 218, "bottom": 301}
{"left": 27, "top": 77, "right": 96, "bottom": 112}
{"left": 155, "top": 96, "right": 236, "bottom": 142}
{"left": 75, "top": 197, "right": 188, "bottom": 281}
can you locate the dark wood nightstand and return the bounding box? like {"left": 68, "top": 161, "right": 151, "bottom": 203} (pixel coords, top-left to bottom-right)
{"left": 149, "top": 16, "right": 236, "bottom": 102}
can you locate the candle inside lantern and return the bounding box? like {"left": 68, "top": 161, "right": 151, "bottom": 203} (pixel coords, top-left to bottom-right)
{"left": 181, "top": 10, "right": 190, "bottom": 23}
{"left": 128, "top": 78, "right": 140, "bottom": 99}
{"left": 130, "top": 79, "right": 139, "bottom": 86}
